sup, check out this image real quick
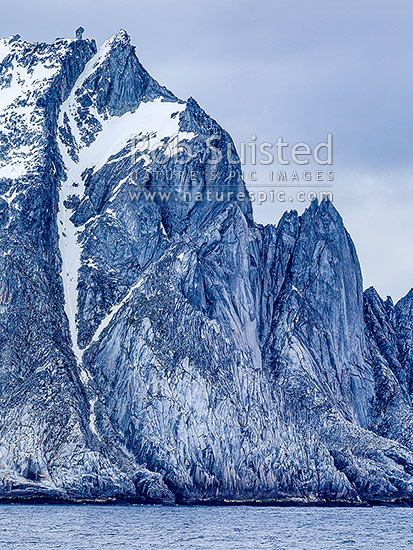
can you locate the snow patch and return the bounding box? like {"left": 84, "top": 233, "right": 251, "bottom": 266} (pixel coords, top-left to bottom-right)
{"left": 88, "top": 277, "right": 145, "bottom": 346}
{"left": 89, "top": 397, "right": 101, "bottom": 440}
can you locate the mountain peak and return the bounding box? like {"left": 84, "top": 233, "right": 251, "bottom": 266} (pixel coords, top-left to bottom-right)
{"left": 396, "top": 287, "right": 413, "bottom": 308}
{"left": 106, "top": 29, "right": 131, "bottom": 47}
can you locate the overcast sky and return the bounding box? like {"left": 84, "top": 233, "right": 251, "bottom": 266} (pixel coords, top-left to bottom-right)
{"left": 1, "top": 0, "right": 412, "bottom": 300}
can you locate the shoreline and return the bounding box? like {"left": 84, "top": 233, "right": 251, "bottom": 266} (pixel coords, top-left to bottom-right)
{"left": 0, "top": 496, "right": 411, "bottom": 508}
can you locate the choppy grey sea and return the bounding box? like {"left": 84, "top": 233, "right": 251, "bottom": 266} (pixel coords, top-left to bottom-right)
{"left": 0, "top": 504, "right": 411, "bottom": 549}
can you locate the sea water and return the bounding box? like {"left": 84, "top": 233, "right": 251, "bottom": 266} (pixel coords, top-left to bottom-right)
{"left": 0, "top": 504, "right": 411, "bottom": 549}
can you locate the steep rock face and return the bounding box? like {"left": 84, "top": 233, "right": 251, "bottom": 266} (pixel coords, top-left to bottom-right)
{"left": 396, "top": 290, "right": 413, "bottom": 396}
{"left": 364, "top": 288, "right": 413, "bottom": 450}
{"left": 0, "top": 32, "right": 172, "bottom": 503}
{"left": 0, "top": 30, "right": 412, "bottom": 504}
{"left": 262, "top": 201, "right": 375, "bottom": 428}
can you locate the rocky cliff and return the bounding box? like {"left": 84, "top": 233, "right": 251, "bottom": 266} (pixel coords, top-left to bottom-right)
{"left": 0, "top": 30, "right": 412, "bottom": 504}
